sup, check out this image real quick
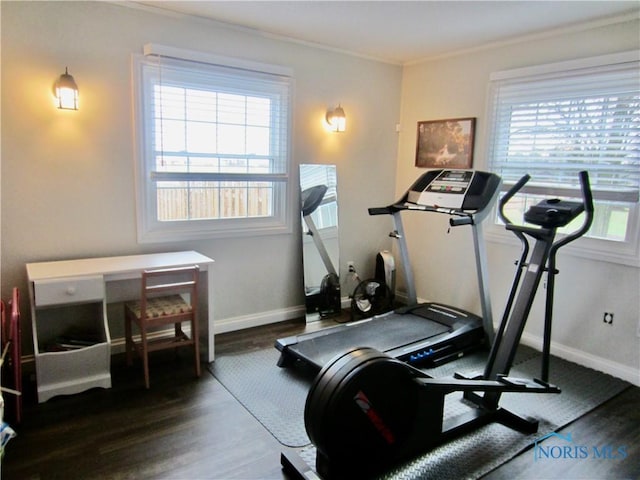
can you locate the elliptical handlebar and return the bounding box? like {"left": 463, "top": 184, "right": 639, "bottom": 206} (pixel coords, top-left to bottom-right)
{"left": 580, "top": 170, "right": 595, "bottom": 215}
{"left": 498, "top": 174, "right": 531, "bottom": 226}
{"left": 550, "top": 170, "right": 594, "bottom": 252}
{"left": 498, "top": 171, "right": 594, "bottom": 248}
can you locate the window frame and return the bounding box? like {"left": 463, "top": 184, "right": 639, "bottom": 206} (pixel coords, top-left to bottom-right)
{"left": 483, "top": 51, "right": 640, "bottom": 267}
{"left": 132, "top": 44, "right": 295, "bottom": 243}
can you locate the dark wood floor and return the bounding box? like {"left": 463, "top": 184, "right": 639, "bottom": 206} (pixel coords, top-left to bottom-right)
{"left": 3, "top": 317, "right": 638, "bottom": 479}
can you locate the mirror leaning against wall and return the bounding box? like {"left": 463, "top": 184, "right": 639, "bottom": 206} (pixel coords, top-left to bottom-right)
{"left": 299, "top": 164, "right": 341, "bottom": 323}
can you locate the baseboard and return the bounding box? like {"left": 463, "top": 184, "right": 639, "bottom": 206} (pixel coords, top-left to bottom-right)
{"left": 20, "top": 304, "right": 305, "bottom": 365}
{"left": 520, "top": 331, "right": 640, "bottom": 386}
{"left": 214, "top": 305, "right": 306, "bottom": 334}
{"left": 394, "top": 291, "right": 430, "bottom": 305}
{"left": 21, "top": 305, "right": 639, "bottom": 387}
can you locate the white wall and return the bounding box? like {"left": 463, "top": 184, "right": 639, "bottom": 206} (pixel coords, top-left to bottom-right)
{"left": 396, "top": 17, "right": 640, "bottom": 384}
{"left": 0, "top": 2, "right": 401, "bottom": 346}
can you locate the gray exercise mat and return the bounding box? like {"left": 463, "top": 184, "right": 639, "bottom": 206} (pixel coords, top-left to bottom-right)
{"left": 209, "top": 348, "right": 317, "bottom": 447}
{"left": 298, "top": 354, "right": 629, "bottom": 479}
{"left": 209, "top": 345, "right": 628, "bottom": 478}
{"left": 209, "top": 346, "right": 496, "bottom": 447}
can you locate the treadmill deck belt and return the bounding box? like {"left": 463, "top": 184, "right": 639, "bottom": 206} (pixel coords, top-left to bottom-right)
{"left": 288, "top": 313, "right": 450, "bottom": 368}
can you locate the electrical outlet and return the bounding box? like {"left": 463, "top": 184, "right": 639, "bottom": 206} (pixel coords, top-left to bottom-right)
{"left": 347, "top": 261, "right": 356, "bottom": 272}
{"left": 603, "top": 312, "right": 614, "bottom": 325}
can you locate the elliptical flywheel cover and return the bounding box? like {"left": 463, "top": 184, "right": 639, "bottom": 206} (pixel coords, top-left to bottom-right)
{"left": 304, "top": 347, "right": 420, "bottom": 469}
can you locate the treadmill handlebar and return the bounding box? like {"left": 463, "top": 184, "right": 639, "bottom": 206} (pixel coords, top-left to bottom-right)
{"left": 368, "top": 206, "right": 394, "bottom": 216}
{"left": 449, "top": 215, "right": 473, "bottom": 227}
{"left": 368, "top": 203, "right": 475, "bottom": 227}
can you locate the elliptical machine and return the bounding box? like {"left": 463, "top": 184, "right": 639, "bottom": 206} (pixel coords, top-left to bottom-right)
{"left": 281, "top": 171, "right": 594, "bottom": 480}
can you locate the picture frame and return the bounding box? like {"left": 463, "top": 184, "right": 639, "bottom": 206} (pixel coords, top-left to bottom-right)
{"left": 415, "top": 117, "right": 476, "bottom": 169}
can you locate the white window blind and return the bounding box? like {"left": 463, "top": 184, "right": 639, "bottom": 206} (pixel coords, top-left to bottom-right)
{"left": 133, "top": 45, "right": 293, "bottom": 242}
{"left": 485, "top": 52, "right": 640, "bottom": 264}
{"left": 487, "top": 54, "right": 639, "bottom": 203}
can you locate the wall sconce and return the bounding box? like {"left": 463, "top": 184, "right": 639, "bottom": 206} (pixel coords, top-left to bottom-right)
{"left": 326, "top": 105, "right": 346, "bottom": 132}
{"left": 53, "top": 67, "right": 79, "bottom": 110}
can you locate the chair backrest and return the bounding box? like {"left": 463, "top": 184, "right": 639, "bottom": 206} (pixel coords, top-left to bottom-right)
{"left": 140, "top": 265, "right": 199, "bottom": 317}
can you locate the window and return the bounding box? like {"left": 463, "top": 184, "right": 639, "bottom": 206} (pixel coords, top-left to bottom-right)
{"left": 485, "top": 51, "right": 640, "bottom": 265}
{"left": 133, "top": 45, "right": 293, "bottom": 242}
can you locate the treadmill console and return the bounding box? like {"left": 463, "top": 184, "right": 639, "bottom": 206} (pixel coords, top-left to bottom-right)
{"left": 407, "top": 170, "right": 475, "bottom": 209}
{"left": 405, "top": 169, "right": 500, "bottom": 211}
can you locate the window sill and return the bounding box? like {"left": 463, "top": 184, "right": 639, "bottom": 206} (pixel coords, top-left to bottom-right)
{"left": 137, "top": 218, "right": 293, "bottom": 243}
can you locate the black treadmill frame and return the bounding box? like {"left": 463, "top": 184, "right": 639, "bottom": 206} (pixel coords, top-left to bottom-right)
{"left": 276, "top": 169, "right": 502, "bottom": 371}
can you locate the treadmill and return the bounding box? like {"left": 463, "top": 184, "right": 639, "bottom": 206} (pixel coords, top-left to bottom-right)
{"left": 276, "top": 169, "right": 501, "bottom": 371}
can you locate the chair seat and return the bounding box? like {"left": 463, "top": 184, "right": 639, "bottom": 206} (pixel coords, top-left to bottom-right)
{"left": 124, "top": 266, "right": 200, "bottom": 389}
{"left": 126, "top": 294, "right": 192, "bottom": 319}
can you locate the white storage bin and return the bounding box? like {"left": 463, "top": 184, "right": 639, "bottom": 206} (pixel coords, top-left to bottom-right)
{"left": 31, "top": 275, "right": 111, "bottom": 403}
{"left": 35, "top": 342, "right": 111, "bottom": 403}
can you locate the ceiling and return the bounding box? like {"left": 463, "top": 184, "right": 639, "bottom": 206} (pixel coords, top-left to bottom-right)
{"left": 133, "top": 1, "right": 639, "bottom": 64}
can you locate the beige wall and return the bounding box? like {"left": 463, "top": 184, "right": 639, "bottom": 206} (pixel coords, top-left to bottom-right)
{"left": 396, "top": 16, "right": 640, "bottom": 383}
{"left": 1, "top": 2, "right": 401, "bottom": 345}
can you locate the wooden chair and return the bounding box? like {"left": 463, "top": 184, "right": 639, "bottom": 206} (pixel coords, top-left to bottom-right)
{"left": 124, "top": 266, "right": 200, "bottom": 389}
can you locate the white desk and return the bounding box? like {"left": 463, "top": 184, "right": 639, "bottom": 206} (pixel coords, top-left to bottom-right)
{"left": 26, "top": 251, "right": 215, "bottom": 402}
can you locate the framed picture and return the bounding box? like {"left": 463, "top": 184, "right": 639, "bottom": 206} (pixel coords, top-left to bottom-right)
{"left": 415, "top": 117, "right": 476, "bottom": 169}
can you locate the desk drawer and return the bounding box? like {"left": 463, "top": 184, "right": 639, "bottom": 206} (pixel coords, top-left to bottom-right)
{"left": 34, "top": 275, "right": 104, "bottom": 307}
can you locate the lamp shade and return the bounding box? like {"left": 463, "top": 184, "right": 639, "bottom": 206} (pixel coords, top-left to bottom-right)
{"left": 54, "top": 67, "right": 79, "bottom": 110}
{"left": 326, "top": 105, "right": 346, "bottom": 132}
